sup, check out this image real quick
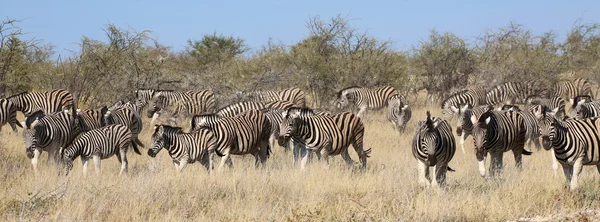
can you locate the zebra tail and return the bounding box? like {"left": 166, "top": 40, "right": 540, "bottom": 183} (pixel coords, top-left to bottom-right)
{"left": 135, "top": 138, "right": 145, "bottom": 147}
{"left": 522, "top": 149, "right": 533, "bottom": 155}
{"left": 447, "top": 166, "right": 456, "bottom": 172}
{"left": 131, "top": 141, "right": 142, "bottom": 155}
{"left": 214, "top": 149, "right": 225, "bottom": 157}
{"left": 267, "top": 144, "right": 272, "bottom": 159}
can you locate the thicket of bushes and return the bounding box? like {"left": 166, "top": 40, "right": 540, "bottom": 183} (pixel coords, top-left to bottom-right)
{"left": 1, "top": 15, "right": 598, "bottom": 108}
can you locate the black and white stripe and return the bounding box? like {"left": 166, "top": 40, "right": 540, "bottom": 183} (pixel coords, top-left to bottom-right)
{"left": 60, "top": 124, "right": 140, "bottom": 176}
{"left": 526, "top": 96, "right": 566, "bottom": 119}
{"left": 486, "top": 82, "right": 530, "bottom": 106}
{"left": 23, "top": 109, "right": 84, "bottom": 172}
{"left": 501, "top": 105, "right": 541, "bottom": 151}
{"left": 241, "top": 87, "right": 306, "bottom": 107}
{"left": 8, "top": 88, "right": 75, "bottom": 116}
{"left": 148, "top": 125, "right": 217, "bottom": 174}
{"left": 472, "top": 107, "right": 531, "bottom": 177}
{"left": 278, "top": 108, "right": 370, "bottom": 169}
{"left": 104, "top": 107, "right": 144, "bottom": 148}
{"left": 442, "top": 86, "right": 486, "bottom": 119}
{"left": 553, "top": 78, "right": 594, "bottom": 102}
{"left": 191, "top": 110, "right": 271, "bottom": 171}
{"left": 412, "top": 111, "right": 456, "bottom": 188}
{"left": 537, "top": 106, "right": 600, "bottom": 190}
{"left": 336, "top": 85, "right": 401, "bottom": 119}
{"left": 454, "top": 105, "right": 489, "bottom": 153}
{"left": 77, "top": 107, "right": 108, "bottom": 131}
{"left": 0, "top": 98, "right": 22, "bottom": 132}
{"left": 387, "top": 96, "right": 412, "bottom": 132}
{"left": 216, "top": 101, "right": 294, "bottom": 118}
{"left": 567, "top": 96, "right": 600, "bottom": 119}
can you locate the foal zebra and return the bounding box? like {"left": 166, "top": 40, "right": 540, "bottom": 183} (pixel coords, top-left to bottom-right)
{"left": 278, "top": 108, "right": 370, "bottom": 169}
{"left": 241, "top": 87, "right": 306, "bottom": 107}
{"left": 23, "top": 109, "right": 84, "bottom": 172}
{"left": 61, "top": 124, "right": 141, "bottom": 176}
{"left": 8, "top": 88, "right": 75, "bottom": 116}
{"left": 0, "top": 99, "right": 22, "bottom": 132}
{"left": 148, "top": 125, "right": 217, "bottom": 174}
{"left": 412, "top": 111, "right": 456, "bottom": 188}
{"left": 537, "top": 106, "right": 600, "bottom": 190}
{"left": 336, "top": 85, "right": 401, "bottom": 119}
{"left": 191, "top": 110, "right": 271, "bottom": 171}
{"left": 472, "top": 107, "right": 530, "bottom": 177}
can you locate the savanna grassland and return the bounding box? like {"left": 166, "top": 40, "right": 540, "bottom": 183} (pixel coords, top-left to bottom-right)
{"left": 1, "top": 104, "right": 600, "bottom": 221}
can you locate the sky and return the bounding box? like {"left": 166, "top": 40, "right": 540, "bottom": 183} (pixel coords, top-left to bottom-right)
{"left": 2, "top": 0, "right": 599, "bottom": 59}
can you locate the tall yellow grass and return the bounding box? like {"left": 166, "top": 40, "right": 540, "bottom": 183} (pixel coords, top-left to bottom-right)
{"left": 0, "top": 108, "right": 599, "bottom": 221}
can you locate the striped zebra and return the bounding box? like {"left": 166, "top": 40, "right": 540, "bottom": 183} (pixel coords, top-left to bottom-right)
{"left": 8, "top": 89, "right": 75, "bottom": 116}
{"left": 486, "top": 82, "right": 530, "bottom": 106}
{"left": 0, "top": 98, "right": 22, "bottom": 132}
{"left": 412, "top": 111, "right": 456, "bottom": 188}
{"left": 148, "top": 125, "right": 217, "bottom": 174}
{"left": 190, "top": 110, "right": 271, "bottom": 171}
{"left": 336, "top": 85, "right": 402, "bottom": 120}
{"left": 23, "top": 109, "right": 84, "bottom": 172}
{"left": 77, "top": 107, "right": 108, "bottom": 131}
{"left": 568, "top": 96, "right": 600, "bottom": 119}
{"left": 454, "top": 105, "right": 489, "bottom": 154}
{"left": 104, "top": 107, "right": 145, "bottom": 148}
{"left": 216, "top": 101, "right": 294, "bottom": 118}
{"left": 278, "top": 108, "right": 371, "bottom": 169}
{"left": 526, "top": 96, "right": 566, "bottom": 119}
{"left": 442, "top": 87, "right": 486, "bottom": 119}
{"left": 537, "top": 106, "right": 600, "bottom": 190}
{"left": 240, "top": 87, "right": 306, "bottom": 107}
{"left": 387, "top": 96, "right": 411, "bottom": 132}
{"left": 185, "top": 90, "right": 216, "bottom": 113}
{"left": 108, "top": 100, "right": 144, "bottom": 116}
{"left": 60, "top": 124, "right": 141, "bottom": 176}
{"left": 472, "top": 107, "right": 530, "bottom": 177}
{"left": 137, "top": 89, "right": 215, "bottom": 122}
{"left": 553, "top": 78, "right": 594, "bottom": 102}
{"left": 501, "top": 105, "right": 541, "bottom": 151}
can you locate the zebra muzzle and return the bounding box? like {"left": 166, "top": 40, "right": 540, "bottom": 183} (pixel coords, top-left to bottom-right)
{"left": 427, "top": 155, "right": 437, "bottom": 167}
{"left": 147, "top": 149, "right": 157, "bottom": 157}
{"left": 26, "top": 150, "right": 34, "bottom": 159}
{"left": 541, "top": 136, "right": 552, "bottom": 150}
{"left": 456, "top": 127, "right": 462, "bottom": 136}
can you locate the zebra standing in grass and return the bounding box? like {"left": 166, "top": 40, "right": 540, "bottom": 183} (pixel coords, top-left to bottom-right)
{"left": 148, "top": 125, "right": 217, "bottom": 173}
{"left": 104, "top": 107, "right": 144, "bottom": 148}
{"left": 336, "top": 85, "right": 402, "bottom": 120}
{"left": 191, "top": 110, "right": 271, "bottom": 171}
{"left": 412, "top": 111, "right": 456, "bottom": 188}
{"left": 387, "top": 96, "right": 411, "bottom": 132}
{"left": 0, "top": 99, "right": 22, "bottom": 132}
{"left": 23, "top": 109, "right": 84, "bottom": 172}
{"left": 472, "top": 107, "right": 530, "bottom": 177}
{"left": 77, "top": 107, "right": 108, "bottom": 131}
{"left": 454, "top": 105, "right": 489, "bottom": 154}
{"left": 278, "top": 108, "right": 371, "bottom": 169}
{"left": 8, "top": 88, "right": 75, "bottom": 116}
{"left": 526, "top": 96, "right": 566, "bottom": 119}
{"left": 442, "top": 87, "right": 486, "bottom": 119}
{"left": 553, "top": 78, "right": 594, "bottom": 102}
{"left": 240, "top": 87, "right": 306, "bottom": 107}
{"left": 537, "top": 106, "right": 600, "bottom": 190}
{"left": 61, "top": 124, "right": 141, "bottom": 176}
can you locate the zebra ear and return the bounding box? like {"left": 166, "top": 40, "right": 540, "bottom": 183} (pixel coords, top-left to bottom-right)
{"left": 401, "top": 105, "right": 409, "bottom": 111}
{"left": 549, "top": 107, "right": 559, "bottom": 116}
{"left": 470, "top": 115, "right": 478, "bottom": 124}
{"left": 485, "top": 116, "right": 491, "bottom": 125}
{"left": 450, "top": 106, "right": 459, "bottom": 113}
{"left": 460, "top": 104, "right": 469, "bottom": 113}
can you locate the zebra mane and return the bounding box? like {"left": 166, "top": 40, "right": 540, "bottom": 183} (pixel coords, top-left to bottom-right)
{"left": 286, "top": 107, "right": 314, "bottom": 116}
{"left": 6, "top": 91, "right": 29, "bottom": 99}
{"left": 25, "top": 110, "right": 46, "bottom": 129}
{"left": 572, "top": 95, "right": 592, "bottom": 107}
{"left": 153, "top": 124, "right": 182, "bottom": 137}
{"left": 477, "top": 109, "right": 496, "bottom": 129}
{"left": 337, "top": 86, "right": 361, "bottom": 99}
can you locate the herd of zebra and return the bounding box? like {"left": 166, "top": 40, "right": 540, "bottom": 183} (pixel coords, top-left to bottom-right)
{"left": 0, "top": 78, "right": 599, "bottom": 190}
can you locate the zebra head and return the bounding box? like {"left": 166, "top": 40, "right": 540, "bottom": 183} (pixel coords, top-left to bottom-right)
{"left": 59, "top": 146, "right": 76, "bottom": 175}
{"left": 336, "top": 87, "right": 357, "bottom": 110}
{"left": 278, "top": 108, "right": 307, "bottom": 146}
{"left": 22, "top": 110, "right": 46, "bottom": 159}
{"left": 454, "top": 104, "right": 471, "bottom": 136}
{"left": 567, "top": 95, "right": 592, "bottom": 118}
{"left": 397, "top": 104, "right": 412, "bottom": 132}
{"left": 135, "top": 89, "right": 155, "bottom": 108}
{"left": 473, "top": 108, "right": 495, "bottom": 162}
{"left": 537, "top": 106, "right": 560, "bottom": 150}
{"left": 149, "top": 125, "right": 166, "bottom": 157}
{"left": 422, "top": 111, "right": 439, "bottom": 166}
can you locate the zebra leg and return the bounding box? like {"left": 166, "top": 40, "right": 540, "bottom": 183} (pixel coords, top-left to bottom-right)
{"left": 218, "top": 152, "right": 231, "bottom": 171}
{"left": 31, "top": 149, "right": 41, "bottom": 173}
{"left": 551, "top": 149, "right": 559, "bottom": 175}
{"left": 300, "top": 149, "right": 310, "bottom": 170}
{"left": 292, "top": 140, "right": 300, "bottom": 167}
{"left": 356, "top": 107, "right": 367, "bottom": 120}
{"left": 533, "top": 137, "right": 542, "bottom": 152}
{"left": 561, "top": 164, "right": 574, "bottom": 189}
{"left": 258, "top": 141, "right": 269, "bottom": 169}
{"left": 460, "top": 133, "right": 467, "bottom": 154}
{"left": 320, "top": 149, "right": 330, "bottom": 169}
{"left": 569, "top": 158, "right": 584, "bottom": 190}
{"left": 478, "top": 155, "right": 487, "bottom": 178}
{"left": 430, "top": 165, "right": 439, "bottom": 188}
{"left": 436, "top": 163, "right": 448, "bottom": 186}
{"left": 119, "top": 149, "right": 128, "bottom": 176}
{"left": 150, "top": 113, "right": 160, "bottom": 125}
{"left": 208, "top": 152, "right": 215, "bottom": 175}
{"left": 92, "top": 155, "right": 101, "bottom": 176}
{"left": 177, "top": 160, "right": 188, "bottom": 174}
{"left": 82, "top": 158, "right": 89, "bottom": 176}
{"left": 417, "top": 160, "right": 429, "bottom": 188}
{"left": 490, "top": 152, "right": 504, "bottom": 177}
{"left": 341, "top": 149, "right": 353, "bottom": 169}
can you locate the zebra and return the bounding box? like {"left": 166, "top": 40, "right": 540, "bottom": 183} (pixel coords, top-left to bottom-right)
{"left": 485, "top": 82, "right": 530, "bottom": 106}
{"left": 148, "top": 125, "right": 218, "bottom": 174}
{"left": 472, "top": 107, "right": 531, "bottom": 177}
{"left": 553, "top": 78, "right": 594, "bottom": 102}
{"left": 240, "top": 87, "right": 306, "bottom": 107}
{"left": 7, "top": 88, "right": 75, "bottom": 116}
{"left": 537, "top": 106, "right": 600, "bottom": 190}
{"left": 138, "top": 89, "right": 215, "bottom": 123}
{"left": 526, "top": 96, "right": 566, "bottom": 119}
{"left": 501, "top": 105, "right": 541, "bottom": 151}
{"left": 442, "top": 87, "right": 486, "bottom": 119}
{"left": 60, "top": 124, "right": 141, "bottom": 176}
{"left": 190, "top": 110, "right": 271, "bottom": 171}
{"left": 23, "top": 109, "right": 84, "bottom": 172}
{"left": 336, "top": 86, "right": 402, "bottom": 119}
{"left": 412, "top": 111, "right": 456, "bottom": 188}
{"left": 108, "top": 100, "right": 144, "bottom": 116}
{"left": 216, "top": 101, "right": 295, "bottom": 118}
{"left": 278, "top": 108, "right": 371, "bottom": 169}
{"left": 0, "top": 98, "right": 22, "bottom": 132}
{"left": 185, "top": 90, "right": 216, "bottom": 114}
{"left": 387, "top": 96, "right": 412, "bottom": 132}
{"left": 567, "top": 96, "right": 600, "bottom": 119}
{"left": 454, "top": 105, "right": 489, "bottom": 154}
{"left": 77, "top": 106, "right": 108, "bottom": 131}
{"left": 104, "top": 107, "right": 145, "bottom": 148}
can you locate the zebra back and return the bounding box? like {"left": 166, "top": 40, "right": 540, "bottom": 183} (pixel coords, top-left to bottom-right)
{"left": 473, "top": 109, "right": 526, "bottom": 160}
{"left": 77, "top": 107, "right": 108, "bottom": 131}
{"left": 336, "top": 86, "right": 399, "bottom": 110}
{"left": 247, "top": 87, "right": 306, "bottom": 107}
{"left": 185, "top": 90, "right": 216, "bottom": 114}
{"left": 216, "top": 101, "right": 266, "bottom": 117}
{"left": 486, "top": 82, "right": 530, "bottom": 106}
{"left": 7, "top": 89, "right": 74, "bottom": 116}
{"left": 553, "top": 78, "right": 594, "bottom": 102}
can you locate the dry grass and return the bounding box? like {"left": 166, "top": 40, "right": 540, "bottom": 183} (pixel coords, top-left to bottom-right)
{"left": 1, "top": 107, "right": 599, "bottom": 221}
